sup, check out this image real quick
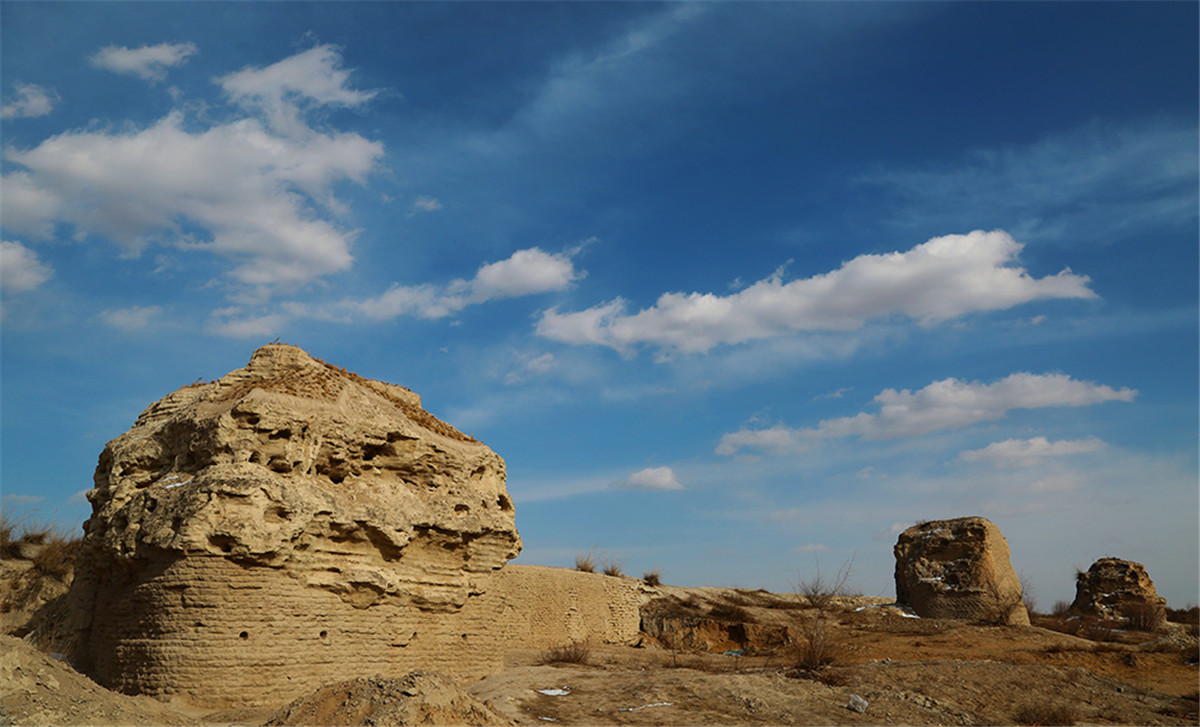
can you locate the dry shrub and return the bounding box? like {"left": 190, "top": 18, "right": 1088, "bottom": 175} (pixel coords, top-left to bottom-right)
{"left": 642, "top": 569, "right": 661, "bottom": 587}
{"left": 1013, "top": 701, "right": 1079, "bottom": 725}
{"left": 32, "top": 534, "right": 79, "bottom": 580}
{"left": 601, "top": 559, "right": 624, "bottom": 577}
{"left": 539, "top": 642, "right": 590, "bottom": 665}
{"left": 574, "top": 553, "right": 596, "bottom": 573}
{"left": 1052, "top": 600, "right": 1072, "bottom": 617}
{"left": 793, "top": 613, "right": 843, "bottom": 671}
{"left": 797, "top": 556, "right": 854, "bottom": 611}
{"left": 1121, "top": 602, "right": 1166, "bottom": 632}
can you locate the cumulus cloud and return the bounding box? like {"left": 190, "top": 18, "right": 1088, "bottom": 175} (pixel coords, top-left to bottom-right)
{"left": 2, "top": 46, "right": 384, "bottom": 293}
{"left": 307, "top": 247, "right": 583, "bottom": 322}
{"left": 960, "top": 436, "right": 1105, "bottom": 468}
{"left": 613, "top": 466, "right": 684, "bottom": 491}
{"left": 219, "top": 45, "right": 377, "bottom": 137}
{"left": 538, "top": 230, "right": 1095, "bottom": 356}
{"left": 90, "top": 42, "right": 198, "bottom": 82}
{"left": 717, "top": 372, "right": 1136, "bottom": 455}
{"left": 99, "top": 305, "right": 164, "bottom": 332}
{"left": 0, "top": 241, "right": 53, "bottom": 293}
{"left": 1, "top": 83, "right": 58, "bottom": 119}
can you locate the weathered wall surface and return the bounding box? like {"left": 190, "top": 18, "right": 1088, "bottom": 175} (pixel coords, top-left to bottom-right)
{"left": 472, "top": 564, "right": 648, "bottom": 649}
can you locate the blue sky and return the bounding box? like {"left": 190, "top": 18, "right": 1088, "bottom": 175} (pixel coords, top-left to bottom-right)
{"left": 1, "top": 2, "right": 1196, "bottom": 608}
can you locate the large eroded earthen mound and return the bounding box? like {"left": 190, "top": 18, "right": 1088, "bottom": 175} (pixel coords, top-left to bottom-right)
{"left": 66, "top": 344, "right": 522, "bottom": 706}
{"left": 1070, "top": 557, "right": 1167, "bottom": 621}
{"left": 894, "top": 516, "right": 1029, "bottom": 626}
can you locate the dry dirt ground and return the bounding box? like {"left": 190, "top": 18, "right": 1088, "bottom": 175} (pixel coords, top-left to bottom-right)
{"left": 2, "top": 576, "right": 1197, "bottom": 726}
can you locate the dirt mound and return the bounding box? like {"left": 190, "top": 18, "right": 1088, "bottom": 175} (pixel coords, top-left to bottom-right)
{"left": 0, "top": 635, "right": 192, "bottom": 726}
{"left": 894, "top": 516, "right": 1030, "bottom": 626}
{"left": 264, "top": 672, "right": 514, "bottom": 726}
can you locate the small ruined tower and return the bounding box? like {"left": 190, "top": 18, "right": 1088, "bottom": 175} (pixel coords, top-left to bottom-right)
{"left": 67, "top": 344, "right": 522, "bottom": 705}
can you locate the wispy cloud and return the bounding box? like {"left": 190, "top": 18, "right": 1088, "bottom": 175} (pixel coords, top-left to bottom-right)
{"left": 538, "top": 230, "right": 1095, "bottom": 357}
{"left": 1, "top": 83, "right": 58, "bottom": 119}
{"left": 960, "top": 436, "right": 1105, "bottom": 468}
{"left": 0, "top": 241, "right": 52, "bottom": 294}
{"left": 860, "top": 120, "right": 1198, "bottom": 243}
{"left": 90, "top": 42, "right": 198, "bottom": 82}
{"left": 718, "top": 372, "right": 1135, "bottom": 455}
{"left": 99, "top": 305, "right": 165, "bottom": 332}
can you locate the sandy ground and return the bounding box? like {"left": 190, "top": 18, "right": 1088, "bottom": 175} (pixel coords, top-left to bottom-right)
{"left": 2, "top": 583, "right": 1196, "bottom": 726}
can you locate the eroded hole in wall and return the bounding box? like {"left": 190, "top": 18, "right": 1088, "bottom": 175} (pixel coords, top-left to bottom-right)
{"left": 454, "top": 504, "right": 469, "bottom": 514}
{"left": 319, "top": 630, "right": 328, "bottom": 639}
{"left": 239, "top": 631, "right": 249, "bottom": 640}
{"left": 210, "top": 534, "right": 236, "bottom": 554}
{"left": 249, "top": 452, "right": 263, "bottom": 464}
{"left": 497, "top": 495, "right": 513, "bottom": 511}
{"left": 268, "top": 429, "right": 292, "bottom": 440}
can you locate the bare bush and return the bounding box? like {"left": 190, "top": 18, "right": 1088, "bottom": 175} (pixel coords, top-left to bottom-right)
{"left": 642, "top": 569, "right": 662, "bottom": 587}
{"left": 793, "top": 612, "right": 843, "bottom": 671}
{"left": 1052, "top": 600, "right": 1072, "bottom": 616}
{"left": 797, "top": 555, "right": 854, "bottom": 611}
{"left": 574, "top": 553, "right": 596, "bottom": 573}
{"left": 1121, "top": 602, "right": 1166, "bottom": 632}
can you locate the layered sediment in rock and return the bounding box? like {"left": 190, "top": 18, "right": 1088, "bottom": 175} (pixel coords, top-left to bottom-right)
{"left": 1070, "top": 558, "right": 1167, "bottom": 620}
{"left": 66, "top": 344, "right": 522, "bottom": 705}
{"left": 894, "top": 516, "right": 1030, "bottom": 626}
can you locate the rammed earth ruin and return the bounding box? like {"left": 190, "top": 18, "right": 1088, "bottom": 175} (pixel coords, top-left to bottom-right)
{"left": 63, "top": 345, "right": 643, "bottom": 706}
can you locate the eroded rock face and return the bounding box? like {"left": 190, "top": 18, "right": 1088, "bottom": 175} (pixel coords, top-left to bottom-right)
{"left": 894, "top": 516, "right": 1029, "bottom": 626}
{"left": 67, "top": 344, "right": 522, "bottom": 704}
{"left": 1070, "top": 558, "right": 1166, "bottom": 620}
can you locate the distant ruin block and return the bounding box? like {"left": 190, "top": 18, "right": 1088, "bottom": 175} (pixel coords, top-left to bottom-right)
{"left": 1070, "top": 557, "right": 1167, "bottom": 621}
{"left": 894, "top": 516, "right": 1030, "bottom": 626}
{"left": 66, "top": 344, "right": 523, "bottom": 706}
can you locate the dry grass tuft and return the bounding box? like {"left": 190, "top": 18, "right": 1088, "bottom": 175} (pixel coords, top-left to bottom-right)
{"left": 708, "top": 602, "right": 753, "bottom": 623}
{"left": 1012, "top": 701, "right": 1080, "bottom": 725}
{"left": 642, "top": 569, "right": 661, "bottom": 587}
{"left": 574, "top": 553, "right": 597, "bottom": 573}
{"left": 602, "top": 559, "right": 624, "bottom": 578}
{"left": 539, "top": 642, "right": 591, "bottom": 665}
{"left": 1166, "top": 605, "right": 1199, "bottom": 625}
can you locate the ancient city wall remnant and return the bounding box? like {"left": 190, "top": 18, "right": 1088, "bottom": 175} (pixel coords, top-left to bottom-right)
{"left": 894, "top": 516, "right": 1030, "bottom": 626}
{"left": 66, "top": 344, "right": 523, "bottom": 706}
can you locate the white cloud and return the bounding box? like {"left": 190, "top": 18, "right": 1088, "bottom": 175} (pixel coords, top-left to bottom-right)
{"left": 538, "top": 230, "right": 1095, "bottom": 356}
{"left": 219, "top": 45, "right": 377, "bottom": 137}
{"left": 718, "top": 372, "right": 1135, "bottom": 455}
{"left": 90, "top": 42, "right": 198, "bottom": 82}
{"left": 614, "top": 466, "right": 684, "bottom": 491}
{"left": 99, "top": 305, "right": 164, "bottom": 332}
{"left": 960, "top": 436, "right": 1105, "bottom": 468}
{"left": 412, "top": 196, "right": 442, "bottom": 214}
{"left": 0, "top": 241, "right": 53, "bottom": 293}
{"left": 505, "top": 352, "right": 556, "bottom": 385}
{"left": 305, "top": 247, "right": 583, "bottom": 322}
{"left": 206, "top": 309, "right": 288, "bottom": 339}
{"left": 462, "top": 247, "right": 583, "bottom": 303}
{"left": 3, "top": 46, "right": 384, "bottom": 293}
{"left": 1, "top": 83, "right": 58, "bottom": 119}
